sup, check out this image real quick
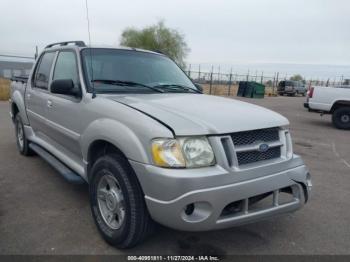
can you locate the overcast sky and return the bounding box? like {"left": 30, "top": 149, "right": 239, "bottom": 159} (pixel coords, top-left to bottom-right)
{"left": 1, "top": 0, "right": 349, "bottom": 67}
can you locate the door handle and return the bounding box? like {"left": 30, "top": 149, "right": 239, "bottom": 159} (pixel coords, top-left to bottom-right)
{"left": 47, "top": 100, "right": 53, "bottom": 108}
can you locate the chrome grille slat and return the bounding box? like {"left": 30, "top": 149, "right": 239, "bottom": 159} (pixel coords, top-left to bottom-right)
{"left": 234, "top": 141, "right": 283, "bottom": 153}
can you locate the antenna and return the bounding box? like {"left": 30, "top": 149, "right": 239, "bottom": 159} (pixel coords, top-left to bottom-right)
{"left": 34, "top": 46, "right": 38, "bottom": 60}
{"left": 85, "top": 0, "right": 96, "bottom": 98}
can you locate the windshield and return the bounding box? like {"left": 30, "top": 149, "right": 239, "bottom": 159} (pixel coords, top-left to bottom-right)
{"left": 81, "top": 48, "right": 197, "bottom": 93}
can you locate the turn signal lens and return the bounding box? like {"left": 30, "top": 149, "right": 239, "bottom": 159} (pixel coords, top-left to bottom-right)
{"left": 151, "top": 139, "right": 185, "bottom": 167}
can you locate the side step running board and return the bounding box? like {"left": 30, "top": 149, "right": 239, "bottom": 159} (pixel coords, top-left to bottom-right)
{"left": 29, "top": 143, "right": 85, "bottom": 184}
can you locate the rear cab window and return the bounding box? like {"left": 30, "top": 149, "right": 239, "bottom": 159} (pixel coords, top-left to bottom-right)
{"left": 33, "top": 52, "right": 56, "bottom": 90}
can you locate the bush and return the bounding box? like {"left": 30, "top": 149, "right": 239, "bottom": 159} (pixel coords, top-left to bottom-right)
{"left": 120, "top": 21, "right": 190, "bottom": 69}
{"left": 0, "top": 78, "right": 11, "bottom": 101}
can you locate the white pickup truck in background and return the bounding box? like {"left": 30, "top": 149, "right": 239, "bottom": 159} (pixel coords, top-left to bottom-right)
{"left": 304, "top": 86, "right": 350, "bottom": 129}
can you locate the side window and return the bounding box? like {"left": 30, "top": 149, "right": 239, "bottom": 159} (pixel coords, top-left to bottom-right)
{"left": 53, "top": 51, "right": 79, "bottom": 84}
{"left": 33, "top": 52, "right": 55, "bottom": 89}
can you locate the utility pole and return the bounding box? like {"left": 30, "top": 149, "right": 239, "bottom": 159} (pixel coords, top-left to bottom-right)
{"left": 228, "top": 68, "right": 233, "bottom": 96}
{"left": 209, "top": 65, "right": 214, "bottom": 95}
{"left": 274, "top": 72, "right": 279, "bottom": 95}
{"left": 34, "top": 46, "right": 38, "bottom": 60}
{"left": 198, "top": 64, "right": 201, "bottom": 83}
{"left": 218, "top": 65, "right": 220, "bottom": 84}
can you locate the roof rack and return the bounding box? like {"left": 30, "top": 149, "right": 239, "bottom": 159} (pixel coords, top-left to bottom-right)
{"left": 45, "top": 41, "right": 86, "bottom": 49}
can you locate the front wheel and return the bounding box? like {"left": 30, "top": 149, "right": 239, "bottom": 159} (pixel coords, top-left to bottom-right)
{"left": 89, "top": 154, "right": 154, "bottom": 248}
{"left": 332, "top": 107, "right": 350, "bottom": 130}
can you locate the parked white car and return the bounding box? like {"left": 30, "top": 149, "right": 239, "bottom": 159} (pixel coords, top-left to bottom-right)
{"left": 304, "top": 86, "right": 350, "bottom": 129}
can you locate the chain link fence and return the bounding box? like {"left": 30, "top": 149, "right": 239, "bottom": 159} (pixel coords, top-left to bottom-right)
{"left": 186, "top": 65, "right": 347, "bottom": 96}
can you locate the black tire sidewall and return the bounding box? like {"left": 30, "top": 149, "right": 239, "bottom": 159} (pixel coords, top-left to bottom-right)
{"left": 333, "top": 107, "right": 350, "bottom": 130}
{"left": 15, "top": 114, "right": 26, "bottom": 154}
{"left": 89, "top": 155, "right": 143, "bottom": 247}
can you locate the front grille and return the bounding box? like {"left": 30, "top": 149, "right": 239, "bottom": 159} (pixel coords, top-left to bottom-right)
{"left": 229, "top": 127, "right": 282, "bottom": 166}
{"left": 231, "top": 127, "right": 279, "bottom": 146}
{"left": 236, "top": 147, "right": 281, "bottom": 165}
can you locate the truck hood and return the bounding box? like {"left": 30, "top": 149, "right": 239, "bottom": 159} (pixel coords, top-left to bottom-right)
{"left": 107, "top": 94, "right": 289, "bottom": 135}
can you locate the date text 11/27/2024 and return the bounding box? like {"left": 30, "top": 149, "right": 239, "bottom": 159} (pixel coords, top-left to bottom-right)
{"left": 127, "top": 255, "right": 220, "bottom": 261}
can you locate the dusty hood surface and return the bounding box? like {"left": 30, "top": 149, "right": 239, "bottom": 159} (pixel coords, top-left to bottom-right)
{"left": 107, "top": 93, "right": 289, "bottom": 135}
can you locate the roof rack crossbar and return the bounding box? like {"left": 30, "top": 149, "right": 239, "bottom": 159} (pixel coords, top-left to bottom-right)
{"left": 45, "top": 41, "right": 86, "bottom": 48}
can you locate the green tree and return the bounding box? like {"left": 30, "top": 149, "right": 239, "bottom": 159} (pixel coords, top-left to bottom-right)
{"left": 290, "top": 74, "right": 303, "bottom": 82}
{"left": 120, "top": 21, "right": 190, "bottom": 69}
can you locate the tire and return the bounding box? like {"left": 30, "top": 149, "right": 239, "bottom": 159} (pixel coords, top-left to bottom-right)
{"left": 15, "top": 114, "right": 33, "bottom": 156}
{"left": 332, "top": 107, "right": 350, "bottom": 130}
{"left": 89, "top": 153, "right": 154, "bottom": 248}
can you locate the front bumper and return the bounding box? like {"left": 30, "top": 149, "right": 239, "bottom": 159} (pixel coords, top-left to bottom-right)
{"left": 130, "top": 156, "right": 311, "bottom": 231}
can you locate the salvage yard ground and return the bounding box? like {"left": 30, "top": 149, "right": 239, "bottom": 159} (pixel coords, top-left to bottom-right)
{"left": 0, "top": 96, "right": 349, "bottom": 255}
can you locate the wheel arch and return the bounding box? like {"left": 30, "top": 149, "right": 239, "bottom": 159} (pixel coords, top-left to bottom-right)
{"left": 87, "top": 140, "right": 128, "bottom": 178}
{"left": 81, "top": 118, "right": 151, "bottom": 180}
{"left": 11, "top": 102, "right": 19, "bottom": 121}
{"left": 331, "top": 100, "right": 350, "bottom": 113}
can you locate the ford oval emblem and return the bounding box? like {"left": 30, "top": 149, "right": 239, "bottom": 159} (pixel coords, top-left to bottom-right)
{"left": 259, "top": 143, "right": 269, "bottom": 152}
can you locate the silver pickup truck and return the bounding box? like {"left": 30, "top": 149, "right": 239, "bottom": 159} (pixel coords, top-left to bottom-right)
{"left": 9, "top": 41, "right": 311, "bottom": 248}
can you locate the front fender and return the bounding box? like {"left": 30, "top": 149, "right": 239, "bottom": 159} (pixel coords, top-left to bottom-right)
{"left": 80, "top": 118, "right": 150, "bottom": 165}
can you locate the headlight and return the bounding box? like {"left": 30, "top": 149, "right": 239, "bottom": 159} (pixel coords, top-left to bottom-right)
{"left": 179, "top": 137, "right": 215, "bottom": 167}
{"left": 151, "top": 137, "right": 215, "bottom": 168}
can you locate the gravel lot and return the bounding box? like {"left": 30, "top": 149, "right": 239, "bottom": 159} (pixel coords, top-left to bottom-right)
{"left": 0, "top": 96, "right": 349, "bottom": 255}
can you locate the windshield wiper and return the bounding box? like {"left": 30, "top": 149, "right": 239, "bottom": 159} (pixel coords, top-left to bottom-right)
{"left": 153, "top": 84, "right": 202, "bottom": 93}
{"left": 91, "top": 79, "right": 164, "bottom": 93}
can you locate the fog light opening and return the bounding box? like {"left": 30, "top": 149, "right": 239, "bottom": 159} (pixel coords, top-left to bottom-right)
{"left": 181, "top": 202, "right": 212, "bottom": 223}
{"left": 185, "top": 203, "right": 195, "bottom": 215}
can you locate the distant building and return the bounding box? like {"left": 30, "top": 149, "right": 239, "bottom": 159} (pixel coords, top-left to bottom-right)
{"left": 0, "top": 60, "right": 34, "bottom": 78}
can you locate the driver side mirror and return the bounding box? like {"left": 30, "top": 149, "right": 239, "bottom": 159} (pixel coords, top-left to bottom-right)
{"left": 51, "top": 79, "right": 77, "bottom": 96}
{"left": 194, "top": 83, "right": 203, "bottom": 92}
